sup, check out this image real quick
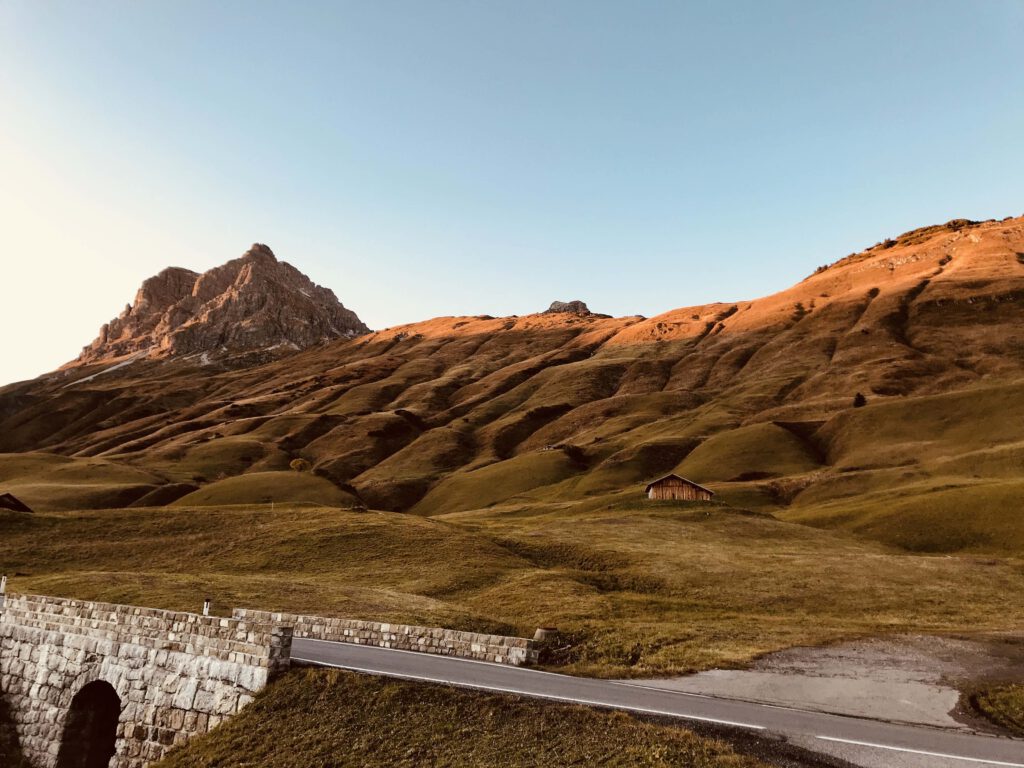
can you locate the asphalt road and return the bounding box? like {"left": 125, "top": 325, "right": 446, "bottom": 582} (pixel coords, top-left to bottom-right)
{"left": 292, "top": 638, "right": 1024, "bottom": 768}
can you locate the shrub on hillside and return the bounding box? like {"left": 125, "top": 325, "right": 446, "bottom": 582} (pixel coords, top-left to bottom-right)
{"left": 289, "top": 458, "right": 311, "bottom": 472}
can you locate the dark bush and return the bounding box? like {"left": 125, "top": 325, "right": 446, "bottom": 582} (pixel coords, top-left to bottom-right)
{"left": 945, "top": 218, "right": 976, "bottom": 231}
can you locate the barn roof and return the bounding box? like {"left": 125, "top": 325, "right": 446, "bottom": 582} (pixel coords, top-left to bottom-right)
{"left": 0, "top": 492, "right": 33, "bottom": 514}
{"left": 643, "top": 474, "right": 715, "bottom": 496}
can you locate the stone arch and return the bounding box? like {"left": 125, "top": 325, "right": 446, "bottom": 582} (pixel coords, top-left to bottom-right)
{"left": 59, "top": 662, "right": 107, "bottom": 708}
{"left": 55, "top": 680, "right": 122, "bottom": 768}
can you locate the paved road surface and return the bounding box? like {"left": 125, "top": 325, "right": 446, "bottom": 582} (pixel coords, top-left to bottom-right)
{"left": 292, "top": 638, "right": 1024, "bottom": 768}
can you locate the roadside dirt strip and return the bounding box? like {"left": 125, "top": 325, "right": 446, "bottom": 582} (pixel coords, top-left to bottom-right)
{"left": 291, "top": 638, "right": 1024, "bottom": 768}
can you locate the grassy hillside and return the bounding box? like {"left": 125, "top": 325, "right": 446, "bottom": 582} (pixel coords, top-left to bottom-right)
{"left": 0, "top": 452, "right": 165, "bottom": 511}
{"left": 675, "top": 422, "right": 821, "bottom": 482}
{"left": 170, "top": 471, "right": 359, "bottom": 507}
{"left": 2, "top": 216, "right": 1024, "bottom": 557}
{"left": 155, "top": 668, "right": 771, "bottom": 768}
{"left": 781, "top": 478, "right": 1024, "bottom": 553}
{"left": 3, "top": 495, "right": 1024, "bottom": 678}
{"left": 770, "top": 380, "right": 1024, "bottom": 553}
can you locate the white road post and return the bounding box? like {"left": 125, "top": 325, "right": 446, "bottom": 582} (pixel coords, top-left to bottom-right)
{"left": 202, "top": 598, "right": 211, "bottom": 617}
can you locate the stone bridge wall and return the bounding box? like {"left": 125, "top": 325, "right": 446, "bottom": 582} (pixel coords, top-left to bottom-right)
{"left": 0, "top": 593, "right": 291, "bottom": 768}
{"left": 233, "top": 608, "right": 537, "bottom": 666}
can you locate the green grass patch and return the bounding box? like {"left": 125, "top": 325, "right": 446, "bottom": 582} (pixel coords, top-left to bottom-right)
{"left": 782, "top": 478, "right": 1024, "bottom": 553}
{"left": 410, "top": 451, "right": 583, "bottom": 516}
{"left": 969, "top": 684, "right": 1024, "bottom": 736}
{"left": 676, "top": 422, "right": 821, "bottom": 483}
{"left": 0, "top": 452, "right": 165, "bottom": 511}
{"left": 170, "top": 472, "right": 357, "bottom": 507}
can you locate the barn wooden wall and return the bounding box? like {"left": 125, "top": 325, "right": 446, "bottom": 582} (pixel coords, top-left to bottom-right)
{"left": 647, "top": 478, "right": 712, "bottom": 501}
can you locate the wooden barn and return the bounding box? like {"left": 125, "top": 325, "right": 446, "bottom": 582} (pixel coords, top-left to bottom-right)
{"left": 644, "top": 474, "right": 714, "bottom": 502}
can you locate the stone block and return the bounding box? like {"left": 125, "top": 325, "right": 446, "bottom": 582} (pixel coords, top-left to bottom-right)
{"left": 1, "top": 592, "right": 290, "bottom": 768}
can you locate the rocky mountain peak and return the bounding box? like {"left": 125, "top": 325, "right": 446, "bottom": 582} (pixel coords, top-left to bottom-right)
{"left": 544, "top": 300, "right": 591, "bottom": 316}
{"left": 243, "top": 242, "right": 277, "bottom": 262}
{"left": 72, "top": 245, "right": 369, "bottom": 367}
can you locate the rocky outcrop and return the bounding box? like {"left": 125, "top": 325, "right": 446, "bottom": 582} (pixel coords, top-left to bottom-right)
{"left": 543, "top": 300, "right": 591, "bottom": 316}
{"left": 73, "top": 244, "right": 369, "bottom": 366}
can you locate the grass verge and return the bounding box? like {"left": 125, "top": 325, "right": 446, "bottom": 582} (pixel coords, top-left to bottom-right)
{"left": 969, "top": 685, "right": 1024, "bottom": 737}
{"left": 155, "top": 668, "right": 769, "bottom": 768}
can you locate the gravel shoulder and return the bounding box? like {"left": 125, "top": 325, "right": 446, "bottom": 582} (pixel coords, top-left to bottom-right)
{"left": 622, "top": 634, "right": 1024, "bottom": 732}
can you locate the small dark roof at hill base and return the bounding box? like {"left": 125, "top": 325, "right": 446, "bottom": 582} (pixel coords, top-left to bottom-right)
{"left": 0, "top": 492, "right": 33, "bottom": 513}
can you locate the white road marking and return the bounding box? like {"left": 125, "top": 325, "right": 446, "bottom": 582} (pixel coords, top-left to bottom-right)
{"left": 814, "top": 736, "right": 1024, "bottom": 767}
{"left": 291, "top": 656, "right": 766, "bottom": 731}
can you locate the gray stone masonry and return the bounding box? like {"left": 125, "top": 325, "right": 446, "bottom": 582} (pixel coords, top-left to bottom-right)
{"left": 232, "top": 608, "right": 539, "bottom": 666}
{"left": 0, "top": 593, "right": 292, "bottom": 768}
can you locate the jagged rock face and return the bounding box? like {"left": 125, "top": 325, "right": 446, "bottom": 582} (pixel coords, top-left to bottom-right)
{"left": 75, "top": 244, "right": 369, "bottom": 366}
{"left": 544, "top": 300, "right": 591, "bottom": 315}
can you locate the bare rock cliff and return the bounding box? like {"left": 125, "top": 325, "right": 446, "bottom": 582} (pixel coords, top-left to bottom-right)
{"left": 74, "top": 244, "right": 369, "bottom": 366}
{"left": 544, "top": 300, "right": 591, "bottom": 315}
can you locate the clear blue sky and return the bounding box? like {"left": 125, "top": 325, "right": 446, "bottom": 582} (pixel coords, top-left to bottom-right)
{"left": 1, "top": 1, "right": 1022, "bottom": 383}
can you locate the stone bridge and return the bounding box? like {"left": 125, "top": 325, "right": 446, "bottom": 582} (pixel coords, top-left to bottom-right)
{"left": 0, "top": 593, "right": 292, "bottom": 768}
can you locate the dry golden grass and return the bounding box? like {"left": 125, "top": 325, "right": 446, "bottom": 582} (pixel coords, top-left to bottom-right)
{"left": 154, "top": 668, "right": 768, "bottom": 768}
{"left": 4, "top": 493, "right": 1023, "bottom": 678}
{"left": 676, "top": 422, "right": 821, "bottom": 482}
{"left": 170, "top": 471, "right": 358, "bottom": 507}
{"left": 0, "top": 452, "right": 164, "bottom": 511}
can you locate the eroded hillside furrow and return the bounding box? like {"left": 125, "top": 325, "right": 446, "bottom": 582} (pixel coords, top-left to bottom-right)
{"left": 277, "top": 414, "right": 351, "bottom": 453}
{"left": 74, "top": 415, "right": 180, "bottom": 458}
{"left": 886, "top": 278, "right": 931, "bottom": 349}
{"left": 446, "top": 345, "right": 600, "bottom": 419}
{"left": 830, "top": 287, "right": 881, "bottom": 357}
{"left": 663, "top": 345, "right": 721, "bottom": 391}
{"left": 615, "top": 357, "right": 675, "bottom": 396}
